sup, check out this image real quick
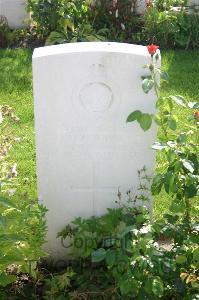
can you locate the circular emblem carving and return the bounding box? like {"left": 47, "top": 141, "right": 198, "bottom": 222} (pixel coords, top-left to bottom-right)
{"left": 79, "top": 82, "right": 113, "bottom": 113}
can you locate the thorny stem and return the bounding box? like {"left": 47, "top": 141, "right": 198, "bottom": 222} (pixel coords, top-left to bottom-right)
{"left": 184, "top": 196, "right": 191, "bottom": 233}
{"left": 150, "top": 58, "right": 170, "bottom": 139}
{"left": 159, "top": 112, "right": 169, "bottom": 139}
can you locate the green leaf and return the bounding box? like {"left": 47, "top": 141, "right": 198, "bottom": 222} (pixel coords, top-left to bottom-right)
{"left": 0, "top": 216, "right": 7, "bottom": 227}
{"left": 0, "top": 252, "right": 24, "bottom": 264}
{"left": 166, "top": 149, "right": 176, "bottom": 163}
{"left": 126, "top": 110, "right": 141, "bottom": 123}
{"left": 138, "top": 113, "right": 152, "bottom": 131}
{"left": 63, "top": 18, "right": 74, "bottom": 32}
{"left": 45, "top": 32, "right": 66, "bottom": 46}
{"left": 177, "top": 133, "right": 187, "bottom": 144}
{"left": 152, "top": 277, "right": 164, "bottom": 297}
{"left": 182, "top": 159, "right": 195, "bottom": 173}
{"left": 120, "top": 225, "right": 136, "bottom": 238}
{"left": 176, "top": 255, "right": 187, "bottom": 264}
{"left": 91, "top": 248, "right": 106, "bottom": 263}
{"left": 151, "top": 174, "right": 164, "bottom": 195}
{"left": 168, "top": 118, "right": 177, "bottom": 131}
{"left": 0, "top": 196, "right": 17, "bottom": 209}
{"left": 120, "top": 279, "right": 139, "bottom": 299}
{"left": 142, "top": 78, "right": 154, "bottom": 94}
{"left": 85, "top": 35, "right": 103, "bottom": 42}
{"left": 185, "top": 184, "right": 197, "bottom": 198}
{"left": 141, "top": 75, "right": 151, "bottom": 80}
{"left": 174, "top": 161, "right": 182, "bottom": 172}
{"left": 170, "top": 95, "right": 186, "bottom": 107}
{"left": 160, "top": 71, "right": 169, "bottom": 81}
{"left": 154, "top": 114, "right": 162, "bottom": 125}
{"left": 164, "top": 171, "right": 175, "bottom": 194}
{"left": 188, "top": 154, "right": 199, "bottom": 174}
{"left": 119, "top": 280, "right": 130, "bottom": 295}
{"left": 152, "top": 142, "right": 167, "bottom": 150}
{"left": 193, "top": 247, "right": 199, "bottom": 263}
{"left": 0, "top": 234, "right": 25, "bottom": 242}
{"left": 0, "top": 272, "right": 16, "bottom": 287}
{"left": 188, "top": 102, "right": 199, "bottom": 109}
{"left": 105, "top": 250, "right": 116, "bottom": 266}
{"left": 170, "top": 200, "right": 186, "bottom": 214}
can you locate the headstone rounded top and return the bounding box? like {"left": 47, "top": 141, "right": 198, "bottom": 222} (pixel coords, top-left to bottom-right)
{"left": 33, "top": 42, "right": 149, "bottom": 59}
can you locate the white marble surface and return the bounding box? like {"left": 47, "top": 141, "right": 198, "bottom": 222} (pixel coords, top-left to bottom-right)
{"left": 33, "top": 42, "right": 160, "bottom": 257}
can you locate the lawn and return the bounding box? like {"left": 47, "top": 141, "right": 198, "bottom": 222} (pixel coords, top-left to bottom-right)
{"left": 0, "top": 48, "right": 198, "bottom": 218}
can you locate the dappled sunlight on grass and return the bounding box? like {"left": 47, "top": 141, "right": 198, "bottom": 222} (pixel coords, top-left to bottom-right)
{"left": 0, "top": 49, "right": 36, "bottom": 198}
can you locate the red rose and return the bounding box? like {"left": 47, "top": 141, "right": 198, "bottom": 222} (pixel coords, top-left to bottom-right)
{"left": 194, "top": 111, "right": 199, "bottom": 119}
{"left": 147, "top": 44, "right": 159, "bottom": 56}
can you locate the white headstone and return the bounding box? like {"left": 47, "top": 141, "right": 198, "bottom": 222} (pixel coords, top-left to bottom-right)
{"left": 33, "top": 42, "right": 159, "bottom": 257}
{"left": 136, "top": 0, "right": 147, "bottom": 14}
{"left": 0, "top": 0, "right": 28, "bottom": 29}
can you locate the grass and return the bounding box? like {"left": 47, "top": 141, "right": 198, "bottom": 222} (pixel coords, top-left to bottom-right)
{"left": 0, "top": 49, "right": 36, "bottom": 198}
{"left": 0, "top": 49, "right": 198, "bottom": 217}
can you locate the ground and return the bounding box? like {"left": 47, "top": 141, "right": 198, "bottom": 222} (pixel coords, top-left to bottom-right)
{"left": 0, "top": 49, "right": 198, "bottom": 218}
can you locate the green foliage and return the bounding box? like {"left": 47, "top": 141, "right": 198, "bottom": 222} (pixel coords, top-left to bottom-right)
{"left": 0, "top": 106, "right": 47, "bottom": 290}
{"left": 24, "top": 0, "right": 199, "bottom": 48}
{"left": 0, "top": 196, "right": 47, "bottom": 287}
{"left": 127, "top": 110, "right": 153, "bottom": 131}
{"left": 143, "top": 3, "right": 199, "bottom": 49}
{"left": 27, "top": 0, "right": 92, "bottom": 37}
{"left": 123, "top": 46, "right": 199, "bottom": 298}
{"left": 27, "top": 0, "right": 108, "bottom": 45}
{"left": 43, "top": 268, "right": 75, "bottom": 299}
{"left": 153, "top": 0, "right": 188, "bottom": 11}
{"left": 52, "top": 197, "right": 198, "bottom": 299}
{"left": 142, "top": 77, "right": 155, "bottom": 93}
{"left": 45, "top": 23, "right": 106, "bottom": 46}
{"left": 52, "top": 158, "right": 198, "bottom": 299}
{"left": 0, "top": 17, "right": 37, "bottom": 49}
{"left": 0, "top": 0, "right": 196, "bottom": 49}
{"left": 90, "top": 0, "right": 142, "bottom": 42}
{"left": 7, "top": 28, "right": 44, "bottom": 49}
{"left": 128, "top": 48, "right": 199, "bottom": 223}
{"left": 55, "top": 192, "right": 160, "bottom": 299}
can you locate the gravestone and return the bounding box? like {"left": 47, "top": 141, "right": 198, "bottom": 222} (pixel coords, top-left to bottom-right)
{"left": 33, "top": 42, "right": 160, "bottom": 257}
{"left": 0, "top": 0, "right": 28, "bottom": 29}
